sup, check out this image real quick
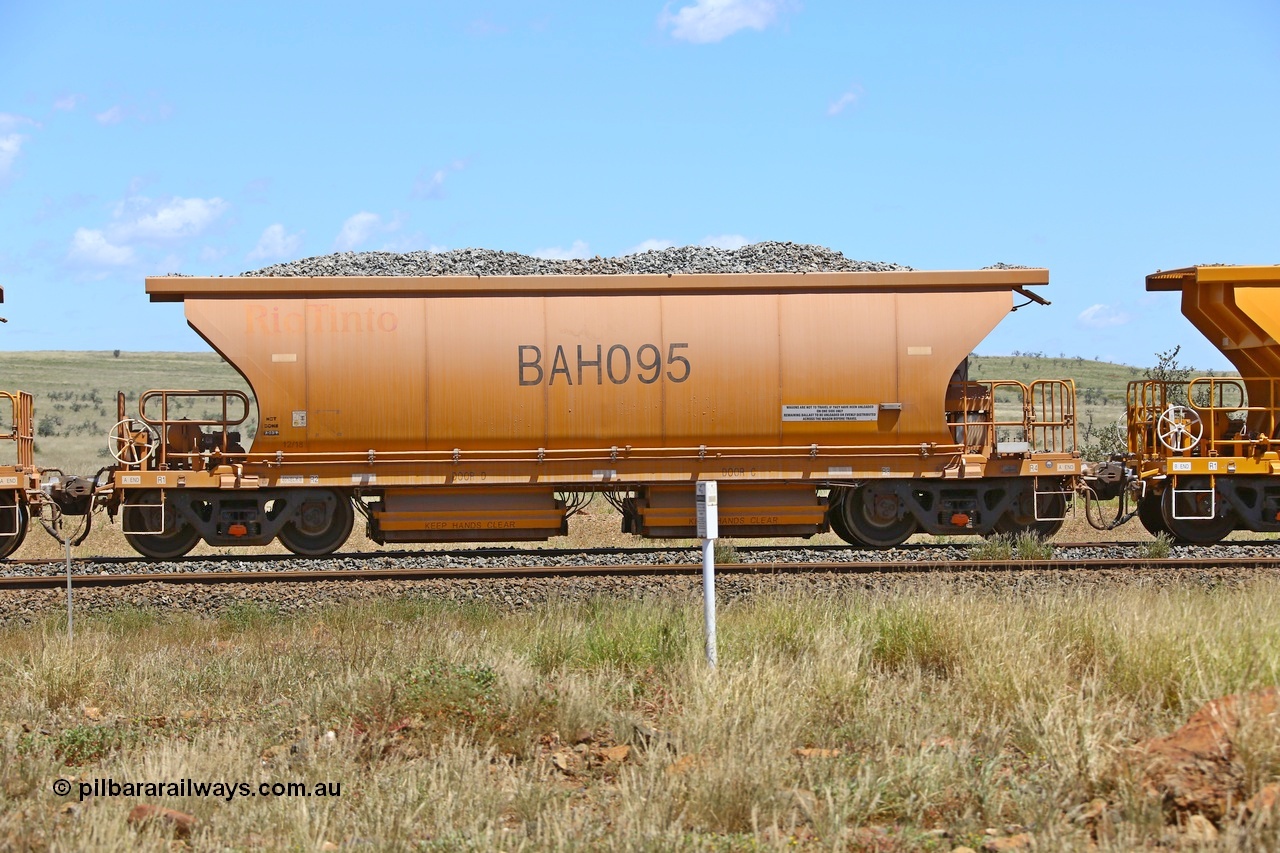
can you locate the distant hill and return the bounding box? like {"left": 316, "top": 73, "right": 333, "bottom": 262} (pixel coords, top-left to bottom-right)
{"left": 970, "top": 353, "right": 1238, "bottom": 455}
{"left": 970, "top": 354, "right": 1144, "bottom": 437}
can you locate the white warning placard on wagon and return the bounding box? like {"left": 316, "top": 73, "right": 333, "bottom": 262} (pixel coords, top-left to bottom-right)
{"left": 782, "top": 404, "right": 878, "bottom": 423}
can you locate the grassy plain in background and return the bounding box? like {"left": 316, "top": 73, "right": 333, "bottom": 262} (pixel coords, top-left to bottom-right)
{"left": 1, "top": 351, "right": 251, "bottom": 477}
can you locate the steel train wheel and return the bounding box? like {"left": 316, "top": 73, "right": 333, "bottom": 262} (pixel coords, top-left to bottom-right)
{"left": 826, "top": 492, "right": 864, "bottom": 546}
{"left": 994, "top": 490, "right": 1066, "bottom": 539}
{"left": 122, "top": 489, "right": 200, "bottom": 560}
{"left": 1160, "top": 481, "right": 1235, "bottom": 545}
{"left": 1136, "top": 494, "right": 1169, "bottom": 537}
{"left": 0, "top": 493, "right": 29, "bottom": 559}
{"left": 277, "top": 489, "right": 354, "bottom": 557}
{"left": 838, "top": 484, "right": 917, "bottom": 548}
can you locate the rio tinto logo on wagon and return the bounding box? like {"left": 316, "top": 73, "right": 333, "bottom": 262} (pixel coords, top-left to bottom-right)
{"left": 244, "top": 303, "right": 398, "bottom": 335}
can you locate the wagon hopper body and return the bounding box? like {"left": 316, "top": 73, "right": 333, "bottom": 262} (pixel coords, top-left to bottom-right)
{"left": 105, "top": 269, "right": 1078, "bottom": 558}
{"left": 1129, "top": 265, "right": 1280, "bottom": 543}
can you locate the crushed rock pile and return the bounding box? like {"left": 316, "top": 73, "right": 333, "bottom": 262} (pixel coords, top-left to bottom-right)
{"left": 241, "top": 241, "right": 911, "bottom": 277}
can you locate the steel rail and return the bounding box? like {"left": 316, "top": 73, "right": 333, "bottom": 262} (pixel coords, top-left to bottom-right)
{"left": 1, "top": 537, "right": 1269, "bottom": 570}
{"left": 2, "top": 556, "right": 1279, "bottom": 590}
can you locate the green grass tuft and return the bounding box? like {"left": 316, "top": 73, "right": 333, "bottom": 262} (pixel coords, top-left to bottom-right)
{"left": 969, "top": 533, "right": 1014, "bottom": 560}
{"left": 1139, "top": 532, "right": 1173, "bottom": 559}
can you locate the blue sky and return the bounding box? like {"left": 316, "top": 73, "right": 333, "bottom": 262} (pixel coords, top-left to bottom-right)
{"left": 1, "top": 1, "right": 1276, "bottom": 369}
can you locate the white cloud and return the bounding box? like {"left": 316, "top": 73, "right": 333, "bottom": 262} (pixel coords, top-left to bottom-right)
{"left": 67, "top": 228, "right": 135, "bottom": 267}
{"left": 0, "top": 113, "right": 37, "bottom": 132}
{"left": 467, "top": 17, "right": 509, "bottom": 37}
{"left": 95, "top": 106, "right": 125, "bottom": 125}
{"left": 335, "top": 212, "right": 380, "bottom": 251}
{"left": 53, "top": 94, "right": 83, "bottom": 112}
{"left": 334, "top": 211, "right": 405, "bottom": 251}
{"left": 701, "top": 234, "right": 750, "bottom": 250}
{"left": 411, "top": 160, "right": 466, "bottom": 200}
{"left": 378, "top": 231, "right": 432, "bottom": 252}
{"left": 67, "top": 192, "right": 229, "bottom": 272}
{"left": 660, "top": 0, "right": 792, "bottom": 44}
{"left": 827, "top": 85, "right": 863, "bottom": 116}
{"left": 91, "top": 98, "right": 173, "bottom": 125}
{"left": 111, "top": 196, "right": 229, "bottom": 241}
{"left": 0, "top": 116, "right": 39, "bottom": 181}
{"left": 532, "top": 240, "right": 591, "bottom": 260}
{"left": 623, "top": 239, "right": 676, "bottom": 256}
{"left": 0, "top": 135, "right": 25, "bottom": 178}
{"left": 1078, "top": 304, "right": 1131, "bottom": 329}
{"left": 247, "top": 223, "right": 303, "bottom": 261}
{"left": 413, "top": 170, "right": 448, "bottom": 200}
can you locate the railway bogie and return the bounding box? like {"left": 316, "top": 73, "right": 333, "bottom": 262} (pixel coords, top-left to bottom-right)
{"left": 112, "top": 486, "right": 358, "bottom": 559}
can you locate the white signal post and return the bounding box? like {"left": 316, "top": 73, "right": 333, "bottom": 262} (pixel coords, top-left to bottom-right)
{"left": 65, "top": 529, "right": 73, "bottom": 642}
{"left": 695, "top": 481, "right": 719, "bottom": 668}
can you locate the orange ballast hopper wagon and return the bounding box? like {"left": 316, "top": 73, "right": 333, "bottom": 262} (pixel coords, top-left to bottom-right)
{"left": 105, "top": 269, "right": 1076, "bottom": 558}
{"left": 1125, "top": 265, "right": 1280, "bottom": 543}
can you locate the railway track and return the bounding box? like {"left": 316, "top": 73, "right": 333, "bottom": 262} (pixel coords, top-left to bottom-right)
{"left": 0, "top": 536, "right": 1271, "bottom": 571}
{"left": 4, "top": 554, "right": 1280, "bottom": 590}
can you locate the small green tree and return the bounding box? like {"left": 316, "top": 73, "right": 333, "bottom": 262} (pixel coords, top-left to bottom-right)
{"left": 1080, "top": 410, "right": 1126, "bottom": 462}
{"left": 1145, "top": 346, "right": 1194, "bottom": 405}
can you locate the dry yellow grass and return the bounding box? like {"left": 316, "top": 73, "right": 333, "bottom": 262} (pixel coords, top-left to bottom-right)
{"left": 3, "top": 579, "right": 1280, "bottom": 849}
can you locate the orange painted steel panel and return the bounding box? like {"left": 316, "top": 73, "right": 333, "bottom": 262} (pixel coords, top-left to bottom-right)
{"left": 163, "top": 271, "right": 1041, "bottom": 473}
{"left": 658, "top": 294, "right": 780, "bottom": 446}
{"left": 635, "top": 484, "right": 826, "bottom": 538}
{"left": 305, "top": 299, "right": 428, "bottom": 449}
{"left": 371, "top": 487, "right": 565, "bottom": 542}
{"left": 779, "top": 292, "right": 897, "bottom": 442}
{"left": 426, "top": 296, "right": 546, "bottom": 449}
{"left": 536, "top": 295, "right": 667, "bottom": 447}
{"left": 896, "top": 290, "right": 1011, "bottom": 444}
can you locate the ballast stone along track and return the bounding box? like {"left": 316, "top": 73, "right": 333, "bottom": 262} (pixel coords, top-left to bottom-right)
{"left": 102, "top": 242, "right": 1079, "bottom": 561}
{"left": 9, "top": 540, "right": 1280, "bottom": 582}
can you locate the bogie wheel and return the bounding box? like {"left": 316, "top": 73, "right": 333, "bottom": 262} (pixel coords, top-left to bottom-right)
{"left": 1160, "top": 481, "right": 1235, "bottom": 545}
{"left": 1137, "top": 493, "right": 1170, "bottom": 537}
{"left": 122, "top": 489, "right": 200, "bottom": 560}
{"left": 826, "top": 490, "right": 864, "bottom": 546}
{"left": 995, "top": 489, "right": 1066, "bottom": 539}
{"left": 839, "top": 484, "right": 917, "bottom": 548}
{"left": 277, "top": 489, "right": 355, "bottom": 557}
{"left": 0, "top": 492, "right": 29, "bottom": 559}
